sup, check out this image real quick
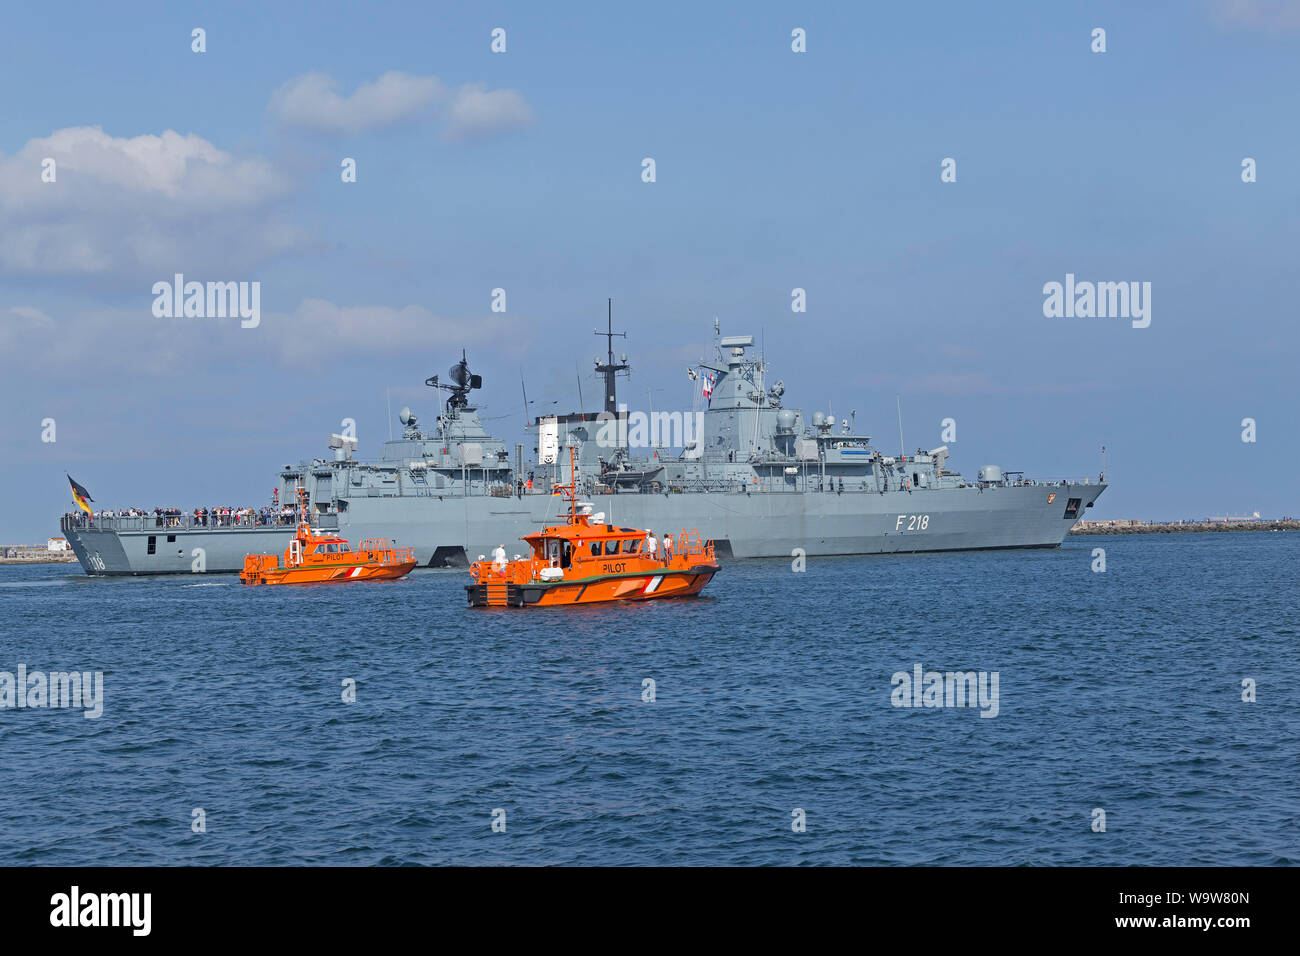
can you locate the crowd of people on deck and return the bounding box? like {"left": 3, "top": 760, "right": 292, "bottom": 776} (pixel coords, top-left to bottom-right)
{"left": 64, "top": 505, "right": 302, "bottom": 528}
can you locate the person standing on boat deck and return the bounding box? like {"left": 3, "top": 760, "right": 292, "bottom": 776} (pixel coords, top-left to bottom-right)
{"left": 492, "top": 543, "right": 507, "bottom": 574}
{"left": 646, "top": 532, "right": 657, "bottom": 560}
{"left": 663, "top": 533, "right": 673, "bottom": 564}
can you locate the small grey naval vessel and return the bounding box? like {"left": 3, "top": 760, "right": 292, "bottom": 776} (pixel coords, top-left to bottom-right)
{"left": 61, "top": 319, "right": 1106, "bottom": 575}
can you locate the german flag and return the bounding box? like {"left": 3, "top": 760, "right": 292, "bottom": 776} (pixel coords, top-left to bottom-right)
{"left": 68, "top": 475, "right": 94, "bottom": 514}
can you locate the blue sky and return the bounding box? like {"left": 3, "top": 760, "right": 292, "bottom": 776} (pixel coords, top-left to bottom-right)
{"left": 2, "top": 0, "right": 1298, "bottom": 541}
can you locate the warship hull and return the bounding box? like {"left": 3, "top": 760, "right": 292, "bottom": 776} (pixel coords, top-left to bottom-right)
{"left": 61, "top": 481, "right": 1104, "bottom": 575}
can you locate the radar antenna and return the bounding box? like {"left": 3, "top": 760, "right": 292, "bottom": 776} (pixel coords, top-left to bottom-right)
{"left": 426, "top": 350, "right": 482, "bottom": 411}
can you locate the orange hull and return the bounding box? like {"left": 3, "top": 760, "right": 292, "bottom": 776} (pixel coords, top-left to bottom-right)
{"left": 242, "top": 560, "right": 417, "bottom": 586}
{"left": 240, "top": 492, "right": 417, "bottom": 586}
{"left": 468, "top": 564, "right": 717, "bottom": 607}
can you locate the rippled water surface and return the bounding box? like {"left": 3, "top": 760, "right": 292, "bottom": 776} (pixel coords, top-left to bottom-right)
{"left": 1, "top": 532, "right": 1296, "bottom": 865}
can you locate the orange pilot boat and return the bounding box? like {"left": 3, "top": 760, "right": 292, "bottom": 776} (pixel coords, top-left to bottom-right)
{"left": 466, "top": 449, "right": 719, "bottom": 607}
{"left": 240, "top": 489, "right": 417, "bottom": 586}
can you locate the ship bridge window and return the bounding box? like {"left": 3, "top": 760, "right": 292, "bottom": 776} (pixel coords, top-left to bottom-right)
{"left": 624, "top": 538, "right": 641, "bottom": 553}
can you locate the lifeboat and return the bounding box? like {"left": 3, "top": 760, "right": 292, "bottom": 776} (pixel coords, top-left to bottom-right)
{"left": 466, "top": 449, "right": 719, "bottom": 607}
{"left": 240, "top": 489, "right": 417, "bottom": 586}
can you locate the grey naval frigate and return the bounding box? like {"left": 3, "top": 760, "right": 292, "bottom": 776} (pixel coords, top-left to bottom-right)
{"left": 61, "top": 319, "right": 1106, "bottom": 575}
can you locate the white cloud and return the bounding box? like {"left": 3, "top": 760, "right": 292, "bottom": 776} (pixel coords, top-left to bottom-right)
{"left": 269, "top": 71, "right": 442, "bottom": 134}
{"left": 263, "top": 298, "right": 521, "bottom": 363}
{"left": 0, "top": 126, "right": 282, "bottom": 209}
{"left": 269, "top": 71, "right": 534, "bottom": 140}
{"left": 0, "top": 126, "right": 304, "bottom": 280}
{"left": 443, "top": 84, "right": 535, "bottom": 141}
{"left": 0, "top": 296, "right": 523, "bottom": 371}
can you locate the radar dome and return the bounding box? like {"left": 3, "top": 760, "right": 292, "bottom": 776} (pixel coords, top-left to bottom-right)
{"left": 399, "top": 406, "right": 412, "bottom": 425}
{"left": 776, "top": 409, "right": 797, "bottom": 431}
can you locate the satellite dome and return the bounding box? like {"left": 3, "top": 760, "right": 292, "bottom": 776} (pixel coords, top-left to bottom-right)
{"left": 399, "top": 406, "right": 412, "bottom": 425}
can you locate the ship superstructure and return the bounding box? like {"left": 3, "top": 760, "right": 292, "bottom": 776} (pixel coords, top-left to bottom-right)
{"left": 61, "top": 320, "right": 1105, "bottom": 575}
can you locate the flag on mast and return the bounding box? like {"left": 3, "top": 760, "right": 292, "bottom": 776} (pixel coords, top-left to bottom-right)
{"left": 68, "top": 475, "right": 94, "bottom": 514}
{"left": 702, "top": 372, "right": 714, "bottom": 405}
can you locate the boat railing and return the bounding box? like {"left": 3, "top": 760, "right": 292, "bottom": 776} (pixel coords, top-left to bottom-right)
{"left": 353, "top": 539, "right": 415, "bottom": 563}
{"left": 61, "top": 513, "right": 340, "bottom": 533}
{"left": 673, "top": 529, "right": 715, "bottom": 562}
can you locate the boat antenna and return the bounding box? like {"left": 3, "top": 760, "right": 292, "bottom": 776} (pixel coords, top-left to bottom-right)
{"left": 387, "top": 387, "right": 393, "bottom": 442}
{"left": 576, "top": 364, "right": 585, "bottom": 418}
{"left": 593, "top": 297, "right": 628, "bottom": 414}
{"left": 896, "top": 395, "right": 905, "bottom": 457}
{"left": 520, "top": 372, "right": 529, "bottom": 429}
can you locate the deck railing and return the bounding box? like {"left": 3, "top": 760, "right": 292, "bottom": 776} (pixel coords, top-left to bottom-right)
{"left": 61, "top": 513, "right": 339, "bottom": 533}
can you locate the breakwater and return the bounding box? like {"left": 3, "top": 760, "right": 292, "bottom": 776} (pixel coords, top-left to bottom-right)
{"left": 0, "top": 548, "right": 78, "bottom": 564}
{"left": 1070, "top": 520, "right": 1299, "bottom": 535}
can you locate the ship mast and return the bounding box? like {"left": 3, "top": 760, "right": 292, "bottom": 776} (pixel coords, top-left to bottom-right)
{"left": 593, "top": 298, "right": 628, "bottom": 414}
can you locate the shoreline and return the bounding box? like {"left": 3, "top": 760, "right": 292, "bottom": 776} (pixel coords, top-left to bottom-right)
{"left": 1069, "top": 520, "right": 1299, "bottom": 535}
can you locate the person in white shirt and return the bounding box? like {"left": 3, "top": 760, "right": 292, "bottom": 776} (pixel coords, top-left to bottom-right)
{"left": 663, "top": 533, "right": 673, "bottom": 563}
{"left": 646, "top": 532, "right": 657, "bottom": 559}
{"left": 491, "top": 543, "right": 507, "bottom": 572}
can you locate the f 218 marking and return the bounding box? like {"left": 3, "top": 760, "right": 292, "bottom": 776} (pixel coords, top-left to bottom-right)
{"left": 896, "top": 514, "right": 930, "bottom": 531}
